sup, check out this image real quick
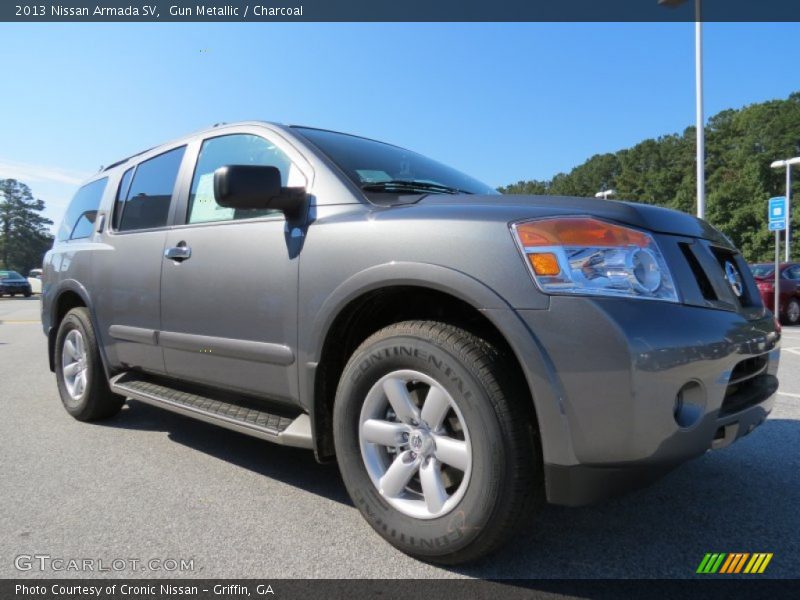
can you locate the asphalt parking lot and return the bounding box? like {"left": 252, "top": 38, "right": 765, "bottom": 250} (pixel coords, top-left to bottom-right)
{"left": 0, "top": 296, "right": 798, "bottom": 579}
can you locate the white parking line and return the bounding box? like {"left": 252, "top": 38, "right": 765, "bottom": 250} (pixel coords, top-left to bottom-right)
{"left": 778, "top": 391, "right": 800, "bottom": 399}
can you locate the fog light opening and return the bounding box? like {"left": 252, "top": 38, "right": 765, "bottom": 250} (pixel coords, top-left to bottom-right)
{"left": 674, "top": 381, "right": 705, "bottom": 429}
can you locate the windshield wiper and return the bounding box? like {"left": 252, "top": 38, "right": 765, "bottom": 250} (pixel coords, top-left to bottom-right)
{"left": 361, "top": 180, "right": 473, "bottom": 195}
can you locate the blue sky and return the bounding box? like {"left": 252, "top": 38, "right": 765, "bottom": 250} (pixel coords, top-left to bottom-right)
{"left": 1, "top": 22, "right": 799, "bottom": 228}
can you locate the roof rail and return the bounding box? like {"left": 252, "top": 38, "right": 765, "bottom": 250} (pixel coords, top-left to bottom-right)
{"left": 102, "top": 146, "right": 155, "bottom": 172}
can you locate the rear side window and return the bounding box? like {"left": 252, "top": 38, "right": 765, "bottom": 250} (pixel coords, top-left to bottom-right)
{"left": 116, "top": 146, "right": 186, "bottom": 232}
{"left": 57, "top": 178, "right": 108, "bottom": 241}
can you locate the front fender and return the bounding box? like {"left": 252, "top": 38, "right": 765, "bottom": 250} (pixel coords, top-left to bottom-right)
{"left": 297, "top": 261, "right": 577, "bottom": 470}
{"left": 311, "top": 261, "right": 516, "bottom": 347}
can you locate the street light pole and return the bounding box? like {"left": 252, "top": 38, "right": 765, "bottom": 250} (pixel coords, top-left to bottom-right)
{"left": 595, "top": 189, "right": 615, "bottom": 200}
{"left": 694, "top": 0, "right": 705, "bottom": 220}
{"left": 775, "top": 225, "right": 780, "bottom": 318}
{"left": 771, "top": 156, "right": 800, "bottom": 261}
{"left": 787, "top": 166, "right": 792, "bottom": 261}
{"left": 659, "top": 0, "right": 705, "bottom": 220}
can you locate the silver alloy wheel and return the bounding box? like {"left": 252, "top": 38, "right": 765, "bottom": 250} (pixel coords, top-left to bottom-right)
{"left": 358, "top": 369, "right": 472, "bottom": 520}
{"left": 61, "top": 329, "right": 88, "bottom": 404}
{"left": 788, "top": 300, "right": 800, "bottom": 323}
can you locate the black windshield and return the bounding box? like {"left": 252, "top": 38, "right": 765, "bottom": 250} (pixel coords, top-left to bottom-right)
{"left": 294, "top": 127, "right": 497, "bottom": 197}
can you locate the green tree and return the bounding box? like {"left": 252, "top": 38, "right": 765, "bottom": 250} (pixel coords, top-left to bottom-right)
{"left": 499, "top": 93, "right": 800, "bottom": 262}
{"left": 0, "top": 178, "right": 54, "bottom": 274}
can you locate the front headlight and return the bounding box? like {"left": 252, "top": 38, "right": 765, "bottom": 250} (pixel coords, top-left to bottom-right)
{"left": 511, "top": 216, "right": 678, "bottom": 302}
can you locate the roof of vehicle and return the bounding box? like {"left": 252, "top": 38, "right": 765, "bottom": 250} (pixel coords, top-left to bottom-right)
{"left": 97, "top": 120, "right": 290, "bottom": 176}
{"left": 94, "top": 121, "right": 415, "bottom": 179}
{"left": 288, "top": 124, "right": 412, "bottom": 151}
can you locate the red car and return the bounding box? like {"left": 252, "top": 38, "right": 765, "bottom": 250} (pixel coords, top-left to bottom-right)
{"left": 750, "top": 262, "right": 800, "bottom": 325}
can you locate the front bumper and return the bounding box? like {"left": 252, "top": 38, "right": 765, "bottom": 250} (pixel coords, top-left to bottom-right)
{"left": 0, "top": 284, "right": 31, "bottom": 294}
{"left": 513, "top": 297, "right": 780, "bottom": 506}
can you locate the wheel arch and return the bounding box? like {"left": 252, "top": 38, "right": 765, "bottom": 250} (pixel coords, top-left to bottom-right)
{"left": 302, "top": 262, "right": 558, "bottom": 464}
{"left": 47, "top": 281, "right": 109, "bottom": 376}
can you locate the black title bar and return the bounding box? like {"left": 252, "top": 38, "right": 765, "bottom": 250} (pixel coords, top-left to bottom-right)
{"left": 4, "top": 579, "right": 800, "bottom": 600}
{"left": 3, "top": 0, "right": 800, "bottom": 22}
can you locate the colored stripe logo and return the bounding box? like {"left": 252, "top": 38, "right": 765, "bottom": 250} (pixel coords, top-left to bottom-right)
{"left": 696, "top": 553, "right": 773, "bottom": 574}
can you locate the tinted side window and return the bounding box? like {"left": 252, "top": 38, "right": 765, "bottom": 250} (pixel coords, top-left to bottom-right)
{"left": 113, "top": 167, "right": 134, "bottom": 230}
{"left": 786, "top": 266, "right": 800, "bottom": 280}
{"left": 57, "top": 178, "right": 108, "bottom": 241}
{"left": 118, "top": 146, "right": 186, "bottom": 232}
{"left": 187, "top": 134, "right": 305, "bottom": 224}
{"left": 70, "top": 212, "right": 98, "bottom": 240}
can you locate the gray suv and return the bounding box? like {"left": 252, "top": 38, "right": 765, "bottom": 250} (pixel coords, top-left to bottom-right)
{"left": 42, "top": 122, "right": 780, "bottom": 564}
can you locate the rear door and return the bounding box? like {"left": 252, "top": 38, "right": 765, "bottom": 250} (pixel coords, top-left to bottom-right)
{"left": 92, "top": 145, "right": 188, "bottom": 374}
{"left": 159, "top": 127, "right": 311, "bottom": 403}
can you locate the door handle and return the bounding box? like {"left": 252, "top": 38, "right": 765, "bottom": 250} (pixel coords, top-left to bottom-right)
{"left": 164, "top": 243, "right": 191, "bottom": 262}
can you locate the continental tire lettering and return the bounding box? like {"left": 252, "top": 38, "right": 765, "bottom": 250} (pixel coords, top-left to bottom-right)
{"left": 418, "top": 529, "right": 465, "bottom": 549}
{"left": 355, "top": 482, "right": 466, "bottom": 549}
{"left": 351, "top": 346, "right": 469, "bottom": 400}
{"left": 351, "top": 348, "right": 393, "bottom": 383}
{"left": 426, "top": 352, "right": 442, "bottom": 370}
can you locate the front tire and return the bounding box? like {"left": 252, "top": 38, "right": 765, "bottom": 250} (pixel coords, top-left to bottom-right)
{"left": 333, "top": 321, "right": 540, "bottom": 565}
{"left": 55, "top": 307, "right": 124, "bottom": 421}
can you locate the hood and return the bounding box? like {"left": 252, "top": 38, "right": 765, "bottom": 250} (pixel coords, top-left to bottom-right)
{"left": 416, "top": 194, "right": 731, "bottom": 247}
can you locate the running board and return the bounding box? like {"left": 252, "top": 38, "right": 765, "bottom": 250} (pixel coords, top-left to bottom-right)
{"left": 109, "top": 373, "right": 313, "bottom": 449}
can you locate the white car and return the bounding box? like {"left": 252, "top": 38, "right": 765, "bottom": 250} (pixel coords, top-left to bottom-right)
{"left": 27, "top": 268, "right": 43, "bottom": 294}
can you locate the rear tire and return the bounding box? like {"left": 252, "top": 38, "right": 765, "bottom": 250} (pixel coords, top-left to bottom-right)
{"left": 55, "top": 307, "right": 124, "bottom": 421}
{"left": 333, "top": 320, "right": 541, "bottom": 565}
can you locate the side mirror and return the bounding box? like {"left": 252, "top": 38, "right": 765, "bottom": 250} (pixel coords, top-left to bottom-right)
{"left": 213, "top": 165, "right": 306, "bottom": 218}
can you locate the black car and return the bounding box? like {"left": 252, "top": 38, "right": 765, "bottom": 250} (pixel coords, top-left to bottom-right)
{"left": 0, "top": 270, "right": 33, "bottom": 297}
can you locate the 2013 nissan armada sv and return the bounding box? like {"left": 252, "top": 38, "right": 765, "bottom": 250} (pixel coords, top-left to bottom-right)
{"left": 42, "top": 122, "right": 780, "bottom": 564}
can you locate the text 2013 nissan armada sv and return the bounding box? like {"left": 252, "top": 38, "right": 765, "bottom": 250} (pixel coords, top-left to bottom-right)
{"left": 42, "top": 122, "right": 780, "bottom": 564}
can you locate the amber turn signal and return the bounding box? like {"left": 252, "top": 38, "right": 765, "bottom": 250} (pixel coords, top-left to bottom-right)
{"left": 515, "top": 217, "right": 650, "bottom": 248}
{"left": 528, "top": 252, "right": 560, "bottom": 276}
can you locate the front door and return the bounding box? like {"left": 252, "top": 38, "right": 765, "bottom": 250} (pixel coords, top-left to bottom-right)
{"left": 159, "top": 130, "right": 309, "bottom": 403}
